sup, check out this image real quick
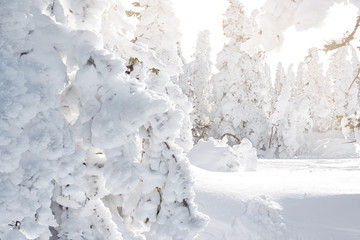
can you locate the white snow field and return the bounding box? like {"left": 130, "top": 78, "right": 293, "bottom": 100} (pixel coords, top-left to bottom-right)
{"left": 190, "top": 158, "right": 360, "bottom": 240}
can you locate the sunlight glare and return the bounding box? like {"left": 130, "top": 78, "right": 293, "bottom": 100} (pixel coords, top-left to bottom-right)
{"left": 268, "top": 2, "right": 358, "bottom": 71}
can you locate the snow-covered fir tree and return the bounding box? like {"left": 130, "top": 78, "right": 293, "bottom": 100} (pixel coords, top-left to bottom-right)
{"left": 327, "top": 46, "right": 359, "bottom": 136}
{"left": 303, "top": 48, "right": 333, "bottom": 132}
{"left": 282, "top": 66, "right": 307, "bottom": 156}
{"left": 129, "top": 0, "right": 194, "bottom": 153}
{"left": 62, "top": 0, "right": 207, "bottom": 238}
{"left": 350, "top": 46, "right": 360, "bottom": 107}
{"left": 269, "top": 63, "right": 291, "bottom": 157}
{"left": 132, "top": 0, "right": 183, "bottom": 75}
{"left": 345, "top": 46, "right": 360, "bottom": 141}
{"left": 0, "top": 0, "right": 207, "bottom": 239}
{"left": 269, "top": 64, "right": 308, "bottom": 157}
{"left": 327, "top": 46, "right": 360, "bottom": 140}
{"left": 273, "top": 63, "right": 287, "bottom": 104}
{"left": 293, "top": 62, "right": 312, "bottom": 133}
{"left": 210, "top": 0, "right": 271, "bottom": 152}
{"left": 180, "top": 30, "right": 212, "bottom": 142}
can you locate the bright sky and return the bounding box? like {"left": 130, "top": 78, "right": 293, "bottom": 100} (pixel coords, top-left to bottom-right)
{"left": 267, "top": 2, "right": 359, "bottom": 70}
{"left": 173, "top": 0, "right": 359, "bottom": 72}
{"left": 173, "top": 0, "right": 228, "bottom": 64}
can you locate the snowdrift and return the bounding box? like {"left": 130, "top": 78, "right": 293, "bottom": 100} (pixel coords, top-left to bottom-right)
{"left": 188, "top": 138, "right": 257, "bottom": 172}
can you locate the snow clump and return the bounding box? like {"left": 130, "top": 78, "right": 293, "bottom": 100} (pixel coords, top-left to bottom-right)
{"left": 225, "top": 196, "right": 293, "bottom": 240}
{"left": 233, "top": 138, "right": 258, "bottom": 171}
{"left": 188, "top": 137, "right": 258, "bottom": 172}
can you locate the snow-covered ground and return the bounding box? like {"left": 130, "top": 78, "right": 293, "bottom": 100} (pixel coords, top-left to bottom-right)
{"left": 191, "top": 158, "right": 360, "bottom": 240}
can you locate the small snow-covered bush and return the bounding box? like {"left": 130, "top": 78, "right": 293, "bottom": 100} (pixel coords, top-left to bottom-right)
{"left": 340, "top": 112, "right": 360, "bottom": 142}
{"left": 224, "top": 196, "right": 290, "bottom": 240}
{"left": 188, "top": 137, "right": 258, "bottom": 172}
{"left": 233, "top": 138, "right": 258, "bottom": 171}
{"left": 188, "top": 138, "right": 240, "bottom": 172}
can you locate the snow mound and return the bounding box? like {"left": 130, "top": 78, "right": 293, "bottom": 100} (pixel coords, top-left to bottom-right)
{"left": 188, "top": 138, "right": 257, "bottom": 172}
{"left": 188, "top": 138, "right": 240, "bottom": 172}
{"left": 194, "top": 191, "right": 294, "bottom": 240}
{"left": 225, "top": 196, "right": 291, "bottom": 240}
{"left": 233, "top": 138, "right": 258, "bottom": 171}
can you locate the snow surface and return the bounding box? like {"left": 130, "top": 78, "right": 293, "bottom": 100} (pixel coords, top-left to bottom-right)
{"left": 189, "top": 130, "right": 360, "bottom": 240}
{"left": 190, "top": 157, "right": 360, "bottom": 240}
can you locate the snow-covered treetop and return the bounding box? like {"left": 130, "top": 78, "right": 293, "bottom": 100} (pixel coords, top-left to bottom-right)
{"left": 193, "top": 30, "right": 212, "bottom": 64}
{"left": 223, "top": 0, "right": 258, "bottom": 45}
{"left": 134, "top": 0, "right": 183, "bottom": 75}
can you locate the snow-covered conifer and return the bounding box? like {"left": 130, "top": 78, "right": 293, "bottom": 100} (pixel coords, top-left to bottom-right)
{"left": 269, "top": 63, "right": 313, "bottom": 157}
{"left": 350, "top": 46, "right": 360, "bottom": 103}
{"left": 59, "top": 0, "right": 207, "bottom": 238}
{"left": 269, "top": 63, "right": 290, "bottom": 157}
{"left": 0, "top": 0, "right": 207, "bottom": 239}
{"left": 327, "top": 46, "right": 359, "bottom": 134}
{"left": 126, "top": 0, "right": 194, "bottom": 153}
{"left": 339, "top": 47, "right": 360, "bottom": 140}
{"left": 303, "top": 48, "right": 333, "bottom": 132}
{"left": 180, "top": 30, "right": 212, "bottom": 141}
{"left": 269, "top": 63, "right": 307, "bottom": 157}
{"left": 294, "top": 62, "right": 312, "bottom": 132}
{"left": 132, "top": 0, "right": 182, "bottom": 75}
{"left": 210, "top": 0, "right": 271, "bottom": 152}
{"left": 273, "top": 63, "right": 287, "bottom": 101}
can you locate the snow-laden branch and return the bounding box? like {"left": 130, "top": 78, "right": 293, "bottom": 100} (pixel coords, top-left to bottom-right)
{"left": 323, "top": 16, "right": 360, "bottom": 52}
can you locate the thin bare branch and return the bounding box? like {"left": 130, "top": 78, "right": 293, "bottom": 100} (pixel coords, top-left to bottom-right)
{"left": 220, "top": 133, "right": 241, "bottom": 144}
{"left": 349, "top": 68, "right": 360, "bottom": 91}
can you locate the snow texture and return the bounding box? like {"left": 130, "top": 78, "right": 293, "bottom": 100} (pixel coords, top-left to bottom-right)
{"left": 191, "top": 156, "right": 360, "bottom": 240}
{"left": 0, "top": 1, "right": 85, "bottom": 239}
